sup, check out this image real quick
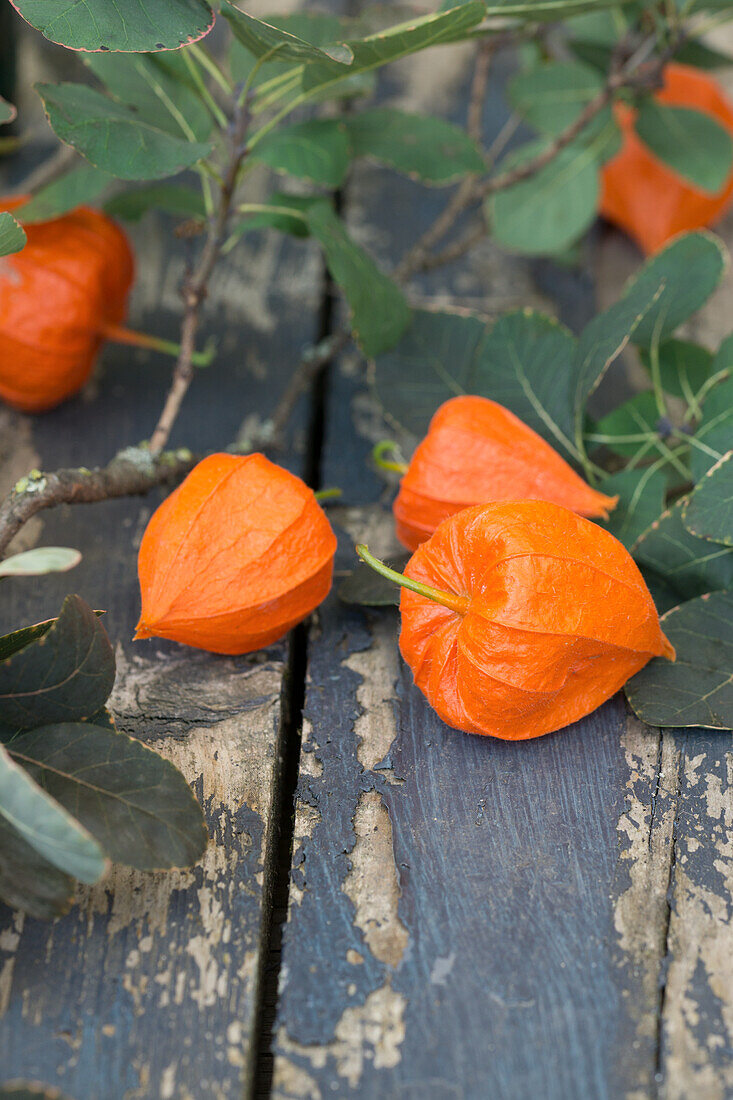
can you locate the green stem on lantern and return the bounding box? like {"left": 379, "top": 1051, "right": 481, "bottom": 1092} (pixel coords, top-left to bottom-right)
{"left": 372, "top": 440, "right": 408, "bottom": 475}
{"left": 314, "top": 487, "right": 342, "bottom": 502}
{"left": 356, "top": 544, "right": 470, "bottom": 616}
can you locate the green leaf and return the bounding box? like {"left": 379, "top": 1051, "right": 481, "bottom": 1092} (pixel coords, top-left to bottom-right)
{"left": 300, "top": 3, "right": 486, "bottom": 98}
{"left": 84, "top": 51, "right": 212, "bottom": 142}
{"left": 625, "top": 591, "right": 733, "bottom": 730}
{"left": 346, "top": 108, "right": 484, "bottom": 184}
{"left": 373, "top": 307, "right": 580, "bottom": 453}
{"left": 37, "top": 83, "right": 212, "bottom": 182}
{"left": 639, "top": 338, "right": 714, "bottom": 402}
{"left": 9, "top": 0, "right": 215, "bottom": 52}
{"left": 573, "top": 280, "right": 664, "bottom": 429}
{"left": 0, "top": 96, "right": 17, "bottom": 125}
{"left": 252, "top": 119, "right": 350, "bottom": 186}
{"left": 683, "top": 451, "right": 733, "bottom": 547}
{"left": 0, "top": 212, "right": 26, "bottom": 257}
{"left": 675, "top": 38, "right": 733, "bottom": 70}
{"left": 338, "top": 554, "right": 409, "bottom": 607}
{"left": 593, "top": 392, "right": 660, "bottom": 458}
{"left": 628, "top": 232, "right": 728, "bottom": 347}
{"left": 222, "top": 2, "right": 354, "bottom": 64}
{"left": 6, "top": 723, "right": 207, "bottom": 871}
{"left": 0, "top": 547, "right": 82, "bottom": 578}
{"left": 18, "top": 165, "right": 112, "bottom": 224}
{"left": 635, "top": 102, "right": 733, "bottom": 195}
{"left": 634, "top": 497, "right": 733, "bottom": 601}
{"left": 600, "top": 465, "right": 668, "bottom": 549}
{"left": 508, "top": 61, "right": 605, "bottom": 137}
{"left": 488, "top": 139, "right": 600, "bottom": 256}
{"left": 305, "top": 201, "right": 410, "bottom": 357}
{"left": 0, "top": 595, "right": 115, "bottom": 729}
{"left": 691, "top": 334, "right": 733, "bottom": 479}
{"left": 444, "top": 0, "right": 637, "bottom": 14}
{"left": 0, "top": 741, "right": 105, "bottom": 882}
{"left": 0, "top": 816, "right": 75, "bottom": 919}
{"left": 104, "top": 182, "right": 206, "bottom": 222}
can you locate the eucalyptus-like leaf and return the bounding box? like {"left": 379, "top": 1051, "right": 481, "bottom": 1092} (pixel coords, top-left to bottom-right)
{"left": 639, "top": 339, "right": 714, "bottom": 402}
{"left": 593, "top": 392, "right": 660, "bottom": 458}
{"left": 0, "top": 595, "right": 115, "bottom": 729}
{"left": 628, "top": 232, "right": 728, "bottom": 348}
{"left": 633, "top": 497, "right": 733, "bottom": 601}
{"left": 443, "top": 0, "right": 638, "bottom": 14}
{"left": 488, "top": 140, "right": 600, "bottom": 256}
{"left": 0, "top": 742, "right": 105, "bottom": 882}
{"left": 37, "top": 83, "right": 212, "bottom": 181}
{"left": 573, "top": 282, "right": 663, "bottom": 429}
{"left": 85, "top": 52, "right": 212, "bottom": 142}
{"left": 252, "top": 119, "right": 350, "bottom": 186}
{"left": 306, "top": 201, "right": 410, "bottom": 356}
{"left": 0, "top": 96, "right": 16, "bottom": 125}
{"left": 625, "top": 591, "right": 733, "bottom": 731}
{"left": 373, "top": 307, "right": 580, "bottom": 453}
{"left": 0, "top": 815, "right": 74, "bottom": 919}
{"left": 683, "top": 451, "right": 733, "bottom": 547}
{"left": 7, "top": 723, "right": 207, "bottom": 870}
{"left": 300, "top": 3, "right": 486, "bottom": 98}
{"left": 222, "top": 2, "right": 353, "bottom": 64}
{"left": 338, "top": 554, "right": 409, "bottom": 606}
{"left": 17, "top": 165, "right": 112, "bottom": 224}
{"left": 9, "top": 0, "right": 215, "bottom": 52}
{"left": 0, "top": 547, "right": 81, "bottom": 578}
{"left": 635, "top": 102, "right": 733, "bottom": 195}
{"left": 674, "top": 39, "right": 733, "bottom": 70}
{"left": 599, "top": 466, "right": 668, "bottom": 550}
{"left": 105, "top": 182, "right": 206, "bottom": 223}
{"left": 691, "top": 335, "right": 733, "bottom": 479}
{"left": 508, "top": 61, "right": 605, "bottom": 137}
{"left": 0, "top": 213, "right": 26, "bottom": 257}
{"left": 346, "top": 108, "right": 484, "bottom": 184}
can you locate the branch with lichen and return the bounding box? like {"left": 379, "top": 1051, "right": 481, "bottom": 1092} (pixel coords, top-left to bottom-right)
{"left": 0, "top": 448, "right": 199, "bottom": 559}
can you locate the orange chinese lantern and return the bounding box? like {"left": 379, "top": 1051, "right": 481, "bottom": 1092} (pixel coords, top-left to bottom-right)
{"left": 392, "top": 396, "right": 617, "bottom": 550}
{"left": 358, "top": 500, "right": 674, "bottom": 740}
{"left": 0, "top": 197, "right": 134, "bottom": 412}
{"left": 600, "top": 64, "right": 733, "bottom": 254}
{"left": 136, "top": 453, "right": 337, "bottom": 655}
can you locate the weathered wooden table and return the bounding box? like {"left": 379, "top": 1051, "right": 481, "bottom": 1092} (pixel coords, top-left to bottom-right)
{"left": 1, "top": 8, "right": 732, "bottom": 1099}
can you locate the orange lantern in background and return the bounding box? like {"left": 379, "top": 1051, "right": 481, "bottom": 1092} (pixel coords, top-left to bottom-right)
{"left": 0, "top": 197, "right": 134, "bottom": 412}
{"left": 600, "top": 63, "right": 733, "bottom": 254}
{"left": 393, "top": 396, "right": 617, "bottom": 551}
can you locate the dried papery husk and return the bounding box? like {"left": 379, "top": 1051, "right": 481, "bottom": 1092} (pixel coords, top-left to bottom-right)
{"left": 393, "top": 396, "right": 617, "bottom": 551}
{"left": 136, "top": 453, "right": 337, "bottom": 655}
{"left": 0, "top": 196, "right": 134, "bottom": 412}
{"left": 391, "top": 500, "right": 674, "bottom": 740}
{"left": 600, "top": 64, "right": 733, "bottom": 255}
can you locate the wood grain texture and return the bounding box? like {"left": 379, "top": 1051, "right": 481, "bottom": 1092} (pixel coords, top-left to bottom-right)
{"left": 271, "top": 29, "right": 733, "bottom": 1100}
{"left": 0, "top": 16, "right": 324, "bottom": 1088}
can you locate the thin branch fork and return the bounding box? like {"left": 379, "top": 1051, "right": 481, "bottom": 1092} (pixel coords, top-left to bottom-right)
{"left": 0, "top": 335, "right": 342, "bottom": 560}
{"left": 397, "top": 35, "right": 670, "bottom": 280}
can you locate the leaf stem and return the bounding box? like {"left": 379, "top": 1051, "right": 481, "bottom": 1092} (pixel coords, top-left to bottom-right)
{"left": 189, "top": 44, "right": 234, "bottom": 95}
{"left": 372, "top": 441, "right": 408, "bottom": 474}
{"left": 182, "top": 50, "right": 229, "bottom": 130}
{"left": 356, "top": 545, "right": 470, "bottom": 616}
